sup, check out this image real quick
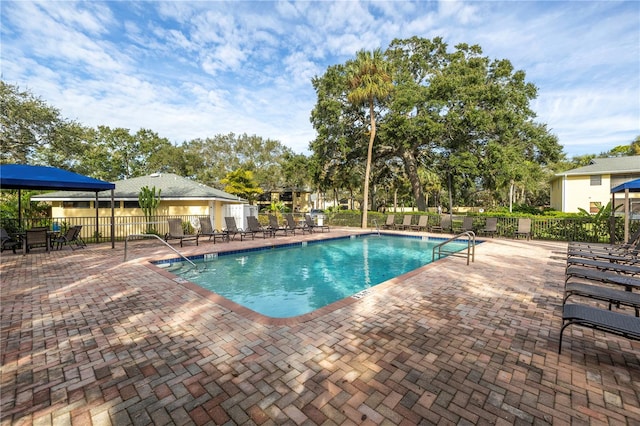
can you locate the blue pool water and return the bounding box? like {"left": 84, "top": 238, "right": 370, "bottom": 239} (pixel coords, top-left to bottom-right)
{"left": 162, "top": 235, "right": 469, "bottom": 318}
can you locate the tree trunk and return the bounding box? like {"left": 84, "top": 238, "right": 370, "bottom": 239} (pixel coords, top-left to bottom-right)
{"left": 447, "top": 173, "right": 453, "bottom": 215}
{"left": 361, "top": 100, "right": 376, "bottom": 228}
{"left": 509, "top": 180, "right": 514, "bottom": 213}
{"left": 401, "top": 147, "right": 427, "bottom": 211}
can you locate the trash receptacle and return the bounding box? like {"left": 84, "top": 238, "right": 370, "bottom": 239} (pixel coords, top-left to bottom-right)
{"left": 317, "top": 215, "right": 324, "bottom": 226}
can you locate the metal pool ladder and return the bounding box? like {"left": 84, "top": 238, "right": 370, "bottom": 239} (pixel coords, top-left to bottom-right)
{"left": 372, "top": 219, "right": 381, "bottom": 236}
{"left": 432, "top": 231, "right": 476, "bottom": 265}
{"left": 124, "top": 233, "right": 196, "bottom": 267}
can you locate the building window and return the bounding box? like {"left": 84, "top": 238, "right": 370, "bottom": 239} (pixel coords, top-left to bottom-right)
{"left": 62, "top": 201, "right": 90, "bottom": 208}
{"left": 123, "top": 201, "right": 140, "bottom": 208}
{"left": 97, "top": 201, "right": 114, "bottom": 208}
{"left": 590, "top": 175, "right": 601, "bottom": 186}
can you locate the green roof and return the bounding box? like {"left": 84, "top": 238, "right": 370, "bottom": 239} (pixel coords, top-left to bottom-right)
{"left": 32, "top": 173, "right": 245, "bottom": 202}
{"left": 555, "top": 156, "right": 640, "bottom": 177}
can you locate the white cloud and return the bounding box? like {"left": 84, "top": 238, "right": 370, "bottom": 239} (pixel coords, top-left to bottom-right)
{"left": 1, "top": 0, "right": 638, "bottom": 158}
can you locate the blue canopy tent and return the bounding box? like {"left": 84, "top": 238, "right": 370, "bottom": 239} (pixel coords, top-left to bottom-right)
{"left": 611, "top": 177, "right": 640, "bottom": 243}
{"left": 0, "top": 164, "right": 116, "bottom": 248}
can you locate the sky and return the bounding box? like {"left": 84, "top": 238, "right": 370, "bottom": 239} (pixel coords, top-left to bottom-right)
{"left": 2, "top": 1, "right": 639, "bottom": 159}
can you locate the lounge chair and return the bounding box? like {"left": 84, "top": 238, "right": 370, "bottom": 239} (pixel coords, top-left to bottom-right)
{"left": 267, "top": 214, "right": 292, "bottom": 236}
{"left": 247, "top": 216, "right": 274, "bottom": 238}
{"left": 396, "top": 215, "right": 413, "bottom": 230}
{"left": 430, "top": 215, "right": 451, "bottom": 233}
{"left": 479, "top": 217, "right": 498, "bottom": 238}
{"left": 53, "top": 225, "right": 86, "bottom": 250}
{"left": 569, "top": 228, "right": 640, "bottom": 252}
{"left": 1, "top": 228, "right": 19, "bottom": 253}
{"left": 285, "top": 214, "right": 309, "bottom": 235}
{"left": 165, "top": 218, "right": 199, "bottom": 247}
{"left": 382, "top": 214, "right": 395, "bottom": 230}
{"left": 459, "top": 216, "right": 474, "bottom": 233}
{"left": 198, "top": 217, "right": 227, "bottom": 243}
{"left": 25, "top": 228, "right": 49, "bottom": 253}
{"left": 304, "top": 214, "right": 330, "bottom": 233}
{"left": 565, "top": 258, "right": 640, "bottom": 276}
{"left": 410, "top": 215, "right": 429, "bottom": 232}
{"left": 514, "top": 218, "right": 531, "bottom": 240}
{"left": 563, "top": 282, "right": 640, "bottom": 317}
{"left": 559, "top": 304, "right": 640, "bottom": 354}
{"left": 224, "top": 217, "right": 253, "bottom": 241}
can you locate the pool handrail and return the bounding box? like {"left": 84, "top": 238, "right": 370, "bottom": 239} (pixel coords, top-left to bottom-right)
{"left": 124, "top": 233, "right": 196, "bottom": 267}
{"left": 432, "top": 231, "right": 476, "bottom": 265}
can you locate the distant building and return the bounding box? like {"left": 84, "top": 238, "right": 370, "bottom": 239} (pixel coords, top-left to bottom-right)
{"left": 32, "top": 173, "right": 246, "bottom": 232}
{"left": 550, "top": 156, "right": 640, "bottom": 213}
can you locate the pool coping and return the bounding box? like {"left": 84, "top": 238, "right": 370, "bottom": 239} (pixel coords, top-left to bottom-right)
{"left": 145, "top": 233, "right": 469, "bottom": 326}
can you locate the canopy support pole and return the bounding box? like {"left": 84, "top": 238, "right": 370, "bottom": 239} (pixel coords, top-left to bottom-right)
{"left": 111, "top": 189, "right": 115, "bottom": 249}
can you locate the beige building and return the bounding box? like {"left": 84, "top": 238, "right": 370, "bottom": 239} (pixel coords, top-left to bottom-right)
{"left": 550, "top": 156, "right": 640, "bottom": 213}
{"left": 32, "top": 173, "right": 248, "bottom": 233}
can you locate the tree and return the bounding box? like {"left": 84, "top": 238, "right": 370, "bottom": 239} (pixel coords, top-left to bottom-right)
{"left": 138, "top": 186, "right": 161, "bottom": 234}
{"left": 345, "top": 49, "right": 393, "bottom": 227}
{"left": 1, "top": 81, "right": 63, "bottom": 164}
{"left": 220, "top": 169, "right": 263, "bottom": 205}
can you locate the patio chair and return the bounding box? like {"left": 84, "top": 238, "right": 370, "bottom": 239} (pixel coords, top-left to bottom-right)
{"left": 430, "top": 214, "right": 451, "bottom": 233}
{"left": 558, "top": 304, "right": 640, "bottom": 354}
{"left": 479, "top": 217, "right": 498, "bottom": 238}
{"left": 247, "top": 216, "right": 274, "bottom": 238}
{"left": 459, "top": 216, "right": 474, "bottom": 233}
{"left": 382, "top": 214, "right": 395, "bottom": 229}
{"left": 1, "top": 228, "right": 19, "bottom": 254}
{"left": 224, "top": 217, "right": 253, "bottom": 241}
{"left": 410, "top": 215, "right": 429, "bottom": 232}
{"left": 267, "top": 214, "right": 292, "bottom": 236}
{"left": 53, "top": 225, "right": 86, "bottom": 250}
{"left": 304, "top": 214, "right": 330, "bottom": 233}
{"left": 395, "top": 215, "right": 413, "bottom": 230}
{"left": 198, "top": 217, "right": 227, "bottom": 243}
{"left": 165, "top": 218, "right": 199, "bottom": 247}
{"left": 285, "top": 213, "right": 309, "bottom": 235}
{"left": 514, "top": 218, "right": 531, "bottom": 240}
{"left": 25, "top": 228, "right": 49, "bottom": 253}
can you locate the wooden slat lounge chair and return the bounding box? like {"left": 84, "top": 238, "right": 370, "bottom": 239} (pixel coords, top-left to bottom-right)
{"left": 410, "top": 215, "right": 429, "bottom": 232}
{"left": 479, "top": 217, "right": 498, "bottom": 238}
{"left": 165, "top": 218, "right": 199, "bottom": 247}
{"left": 198, "top": 217, "right": 227, "bottom": 243}
{"left": 514, "top": 218, "right": 531, "bottom": 240}
{"left": 304, "top": 214, "right": 329, "bottom": 233}
{"left": 247, "top": 216, "right": 274, "bottom": 238}
{"left": 285, "top": 214, "right": 309, "bottom": 235}
{"left": 559, "top": 304, "right": 640, "bottom": 354}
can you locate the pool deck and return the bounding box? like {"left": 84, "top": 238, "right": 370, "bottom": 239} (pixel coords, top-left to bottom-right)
{"left": 1, "top": 228, "right": 639, "bottom": 425}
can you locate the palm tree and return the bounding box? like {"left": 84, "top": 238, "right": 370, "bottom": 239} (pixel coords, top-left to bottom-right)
{"left": 346, "top": 49, "right": 393, "bottom": 228}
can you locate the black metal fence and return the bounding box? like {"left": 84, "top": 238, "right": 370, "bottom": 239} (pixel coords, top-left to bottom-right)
{"left": 1, "top": 213, "right": 638, "bottom": 245}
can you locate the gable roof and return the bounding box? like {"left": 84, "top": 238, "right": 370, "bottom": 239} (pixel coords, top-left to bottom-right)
{"left": 0, "top": 164, "right": 115, "bottom": 191}
{"left": 554, "top": 156, "right": 640, "bottom": 177}
{"left": 32, "top": 173, "right": 245, "bottom": 202}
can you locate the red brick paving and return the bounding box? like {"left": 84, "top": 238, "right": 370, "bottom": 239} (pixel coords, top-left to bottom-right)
{"left": 1, "top": 229, "right": 639, "bottom": 425}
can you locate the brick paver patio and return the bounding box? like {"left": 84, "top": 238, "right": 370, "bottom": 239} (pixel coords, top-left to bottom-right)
{"left": 1, "top": 229, "right": 639, "bottom": 425}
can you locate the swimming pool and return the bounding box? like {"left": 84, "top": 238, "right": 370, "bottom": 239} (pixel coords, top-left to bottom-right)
{"left": 158, "top": 234, "right": 469, "bottom": 318}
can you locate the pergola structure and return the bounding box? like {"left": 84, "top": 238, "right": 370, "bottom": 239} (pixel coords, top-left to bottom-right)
{"left": 0, "top": 164, "right": 116, "bottom": 248}
{"left": 611, "top": 177, "right": 640, "bottom": 243}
